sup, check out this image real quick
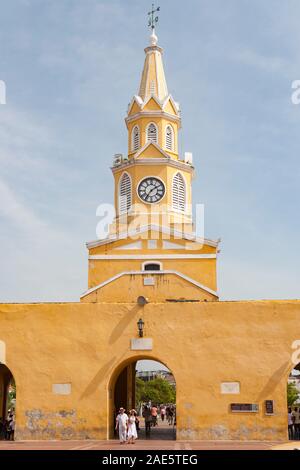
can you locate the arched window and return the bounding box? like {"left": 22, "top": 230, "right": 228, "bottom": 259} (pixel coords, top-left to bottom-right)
{"left": 165, "top": 125, "right": 174, "bottom": 151}
{"left": 131, "top": 125, "right": 140, "bottom": 152}
{"left": 172, "top": 172, "right": 186, "bottom": 212}
{"left": 119, "top": 172, "right": 132, "bottom": 215}
{"left": 146, "top": 123, "right": 158, "bottom": 144}
{"left": 143, "top": 262, "right": 162, "bottom": 271}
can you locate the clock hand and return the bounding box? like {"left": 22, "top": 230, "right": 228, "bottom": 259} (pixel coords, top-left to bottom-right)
{"left": 149, "top": 188, "right": 158, "bottom": 197}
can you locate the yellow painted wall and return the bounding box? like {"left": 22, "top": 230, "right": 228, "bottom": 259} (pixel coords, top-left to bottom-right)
{"left": 83, "top": 272, "right": 217, "bottom": 303}
{"left": 0, "top": 300, "right": 299, "bottom": 440}
{"left": 113, "top": 164, "right": 193, "bottom": 217}
{"left": 87, "top": 259, "right": 217, "bottom": 294}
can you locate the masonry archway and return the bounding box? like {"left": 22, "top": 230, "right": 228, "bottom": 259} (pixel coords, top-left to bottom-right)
{"left": 0, "top": 363, "right": 16, "bottom": 438}
{"left": 108, "top": 356, "right": 176, "bottom": 440}
{"left": 287, "top": 363, "right": 300, "bottom": 440}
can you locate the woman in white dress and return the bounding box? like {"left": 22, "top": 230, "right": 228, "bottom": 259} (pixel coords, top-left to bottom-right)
{"left": 127, "top": 409, "right": 138, "bottom": 444}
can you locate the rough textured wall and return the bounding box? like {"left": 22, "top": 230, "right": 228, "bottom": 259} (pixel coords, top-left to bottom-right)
{"left": 0, "top": 300, "right": 299, "bottom": 440}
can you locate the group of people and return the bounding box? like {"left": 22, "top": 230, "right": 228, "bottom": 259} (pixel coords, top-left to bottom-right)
{"left": 115, "top": 408, "right": 139, "bottom": 444}
{"left": 288, "top": 407, "right": 300, "bottom": 440}
{"left": 115, "top": 403, "right": 176, "bottom": 443}
{"left": 0, "top": 409, "right": 15, "bottom": 441}
{"left": 162, "top": 404, "right": 176, "bottom": 425}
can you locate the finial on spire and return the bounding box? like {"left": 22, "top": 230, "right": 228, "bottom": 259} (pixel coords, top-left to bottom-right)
{"left": 148, "top": 4, "right": 160, "bottom": 45}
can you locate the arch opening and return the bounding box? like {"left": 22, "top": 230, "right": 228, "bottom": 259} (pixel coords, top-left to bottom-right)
{"left": 287, "top": 364, "right": 300, "bottom": 441}
{"left": 108, "top": 357, "right": 176, "bottom": 441}
{"left": 0, "top": 364, "right": 16, "bottom": 441}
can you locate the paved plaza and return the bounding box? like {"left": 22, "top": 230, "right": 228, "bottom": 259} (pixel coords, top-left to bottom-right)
{"left": 0, "top": 439, "right": 296, "bottom": 451}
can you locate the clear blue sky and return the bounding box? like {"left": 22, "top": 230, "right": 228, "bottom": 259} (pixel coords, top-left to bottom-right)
{"left": 0, "top": 0, "right": 299, "bottom": 302}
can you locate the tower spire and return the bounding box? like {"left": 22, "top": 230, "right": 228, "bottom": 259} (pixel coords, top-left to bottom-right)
{"left": 137, "top": 4, "right": 169, "bottom": 102}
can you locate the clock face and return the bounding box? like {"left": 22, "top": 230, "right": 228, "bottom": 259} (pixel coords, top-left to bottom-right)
{"left": 138, "top": 177, "right": 165, "bottom": 203}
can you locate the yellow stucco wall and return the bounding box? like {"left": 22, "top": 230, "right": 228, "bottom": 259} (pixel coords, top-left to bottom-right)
{"left": 0, "top": 300, "right": 299, "bottom": 441}
{"left": 113, "top": 164, "right": 193, "bottom": 217}
{"left": 82, "top": 272, "right": 217, "bottom": 303}
{"left": 87, "top": 259, "right": 217, "bottom": 294}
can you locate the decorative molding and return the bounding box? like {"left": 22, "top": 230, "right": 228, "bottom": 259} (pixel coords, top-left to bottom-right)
{"left": 89, "top": 254, "right": 216, "bottom": 260}
{"left": 86, "top": 224, "right": 220, "bottom": 249}
{"left": 80, "top": 270, "right": 218, "bottom": 298}
{"left": 126, "top": 92, "right": 180, "bottom": 121}
{"left": 111, "top": 157, "right": 194, "bottom": 174}
{"left": 126, "top": 111, "right": 181, "bottom": 129}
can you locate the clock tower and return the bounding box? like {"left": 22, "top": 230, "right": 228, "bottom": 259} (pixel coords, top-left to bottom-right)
{"left": 81, "top": 25, "right": 220, "bottom": 304}
{"left": 111, "top": 27, "right": 194, "bottom": 234}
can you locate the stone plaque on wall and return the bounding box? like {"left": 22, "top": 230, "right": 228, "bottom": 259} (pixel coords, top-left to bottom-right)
{"left": 52, "top": 383, "right": 72, "bottom": 395}
{"left": 230, "top": 403, "right": 259, "bottom": 412}
{"left": 131, "top": 338, "right": 153, "bottom": 350}
{"left": 221, "top": 382, "right": 240, "bottom": 394}
{"left": 144, "top": 277, "right": 155, "bottom": 286}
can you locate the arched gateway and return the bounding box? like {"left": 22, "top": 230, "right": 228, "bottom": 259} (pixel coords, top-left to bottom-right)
{"left": 0, "top": 14, "right": 300, "bottom": 445}
{"left": 108, "top": 356, "right": 176, "bottom": 440}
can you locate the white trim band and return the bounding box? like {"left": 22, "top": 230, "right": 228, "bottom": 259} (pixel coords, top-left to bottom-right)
{"left": 89, "top": 254, "right": 216, "bottom": 260}
{"left": 86, "top": 224, "right": 220, "bottom": 249}
{"left": 80, "top": 270, "right": 218, "bottom": 298}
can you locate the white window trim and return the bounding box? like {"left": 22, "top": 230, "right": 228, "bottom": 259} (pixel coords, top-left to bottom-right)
{"left": 131, "top": 125, "right": 140, "bottom": 152}
{"left": 165, "top": 124, "right": 174, "bottom": 152}
{"left": 142, "top": 261, "right": 163, "bottom": 271}
{"left": 119, "top": 171, "right": 132, "bottom": 215}
{"left": 172, "top": 171, "right": 187, "bottom": 213}
{"left": 146, "top": 122, "right": 158, "bottom": 144}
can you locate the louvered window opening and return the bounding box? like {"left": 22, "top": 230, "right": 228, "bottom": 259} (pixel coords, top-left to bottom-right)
{"left": 147, "top": 123, "right": 158, "bottom": 143}
{"left": 172, "top": 173, "right": 186, "bottom": 212}
{"left": 132, "top": 126, "right": 140, "bottom": 151}
{"left": 166, "top": 126, "right": 173, "bottom": 151}
{"left": 119, "top": 173, "right": 132, "bottom": 214}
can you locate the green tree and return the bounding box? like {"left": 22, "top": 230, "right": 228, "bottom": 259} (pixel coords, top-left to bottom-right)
{"left": 287, "top": 382, "right": 299, "bottom": 407}
{"left": 136, "top": 377, "right": 175, "bottom": 406}
{"left": 6, "top": 379, "right": 16, "bottom": 410}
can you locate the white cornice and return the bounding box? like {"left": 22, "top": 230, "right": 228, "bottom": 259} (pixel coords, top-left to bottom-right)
{"left": 126, "top": 110, "right": 181, "bottom": 127}
{"left": 86, "top": 224, "right": 220, "bottom": 249}
{"left": 80, "top": 270, "right": 218, "bottom": 298}
{"left": 89, "top": 254, "right": 216, "bottom": 260}
{"left": 111, "top": 157, "right": 194, "bottom": 175}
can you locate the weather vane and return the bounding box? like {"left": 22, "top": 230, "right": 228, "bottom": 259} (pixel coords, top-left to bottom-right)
{"left": 148, "top": 3, "right": 160, "bottom": 30}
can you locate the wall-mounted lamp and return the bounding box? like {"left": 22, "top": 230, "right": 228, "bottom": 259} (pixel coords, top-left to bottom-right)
{"left": 137, "top": 318, "right": 145, "bottom": 338}
{"left": 137, "top": 296, "right": 148, "bottom": 306}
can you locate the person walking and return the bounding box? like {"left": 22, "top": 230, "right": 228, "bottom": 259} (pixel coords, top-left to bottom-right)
{"left": 151, "top": 404, "right": 158, "bottom": 427}
{"left": 160, "top": 405, "right": 166, "bottom": 422}
{"left": 127, "top": 410, "right": 138, "bottom": 444}
{"left": 115, "top": 408, "right": 128, "bottom": 444}
{"left": 293, "top": 407, "right": 300, "bottom": 440}
{"left": 143, "top": 405, "right": 152, "bottom": 437}
{"left": 288, "top": 408, "right": 294, "bottom": 440}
